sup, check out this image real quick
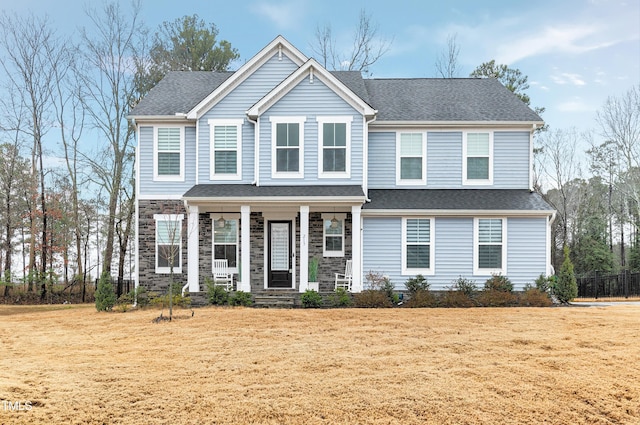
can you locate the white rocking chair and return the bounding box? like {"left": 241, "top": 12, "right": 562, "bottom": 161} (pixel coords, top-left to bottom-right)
{"left": 213, "top": 259, "right": 233, "bottom": 291}
{"left": 334, "top": 260, "right": 353, "bottom": 292}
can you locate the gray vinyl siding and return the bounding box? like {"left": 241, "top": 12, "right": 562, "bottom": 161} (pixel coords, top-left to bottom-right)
{"left": 362, "top": 217, "right": 403, "bottom": 286}
{"left": 138, "top": 125, "right": 197, "bottom": 195}
{"left": 507, "top": 217, "right": 547, "bottom": 286}
{"left": 430, "top": 217, "right": 474, "bottom": 289}
{"left": 427, "top": 132, "right": 463, "bottom": 187}
{"left": 367, "top": 132, "right": 396, "bottom": 188}
{"left": 198, "top": 53, "right": 300, "bottom": 183}
{"left": 494, "top": 132, "right": 530, "bottom": 188}
{"left": 258, "top": 77, "right": 364, "bottom": 185}
{"left": 368, "top": 130, "right": 531, "bottom": 189}
{"left": 361, "top": 215, "right": 548, "bottom": 292}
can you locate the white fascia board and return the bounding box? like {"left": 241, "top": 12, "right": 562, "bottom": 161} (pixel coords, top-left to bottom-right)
{"left": 361, "top": 209, "right": 555, "bottom": 217}
{"left": 127, "top": 115, "right": 196, "bottom": 124}
{"left": 183, "top": 195, "right": 367, "bottom": 206}
{"left": 369, "top": 121, "right": 544, "bottom": 131}
{"left": 246, "top": 58, "right": 376, "bottom": 119}
{"left": 138, "top": 194, "right": 184, "bottom": 201}
{"left": 187, "top": 36, "right": 308, "bottom": 120}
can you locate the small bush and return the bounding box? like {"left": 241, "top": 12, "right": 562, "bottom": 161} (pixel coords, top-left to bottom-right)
{"left": 477, "top": 289, "right": 517, "bottom": 307}
{"left": 519, "top": 288, "right": 553, "bottom": 307}
{"left": 230, "top": 291, "right": 253, "bottom": 307}
{"left": 95, "top": 272, "right": 116, "bottom": 312}
{"left": 534, "top": 274, "right": 555, "bottom": 293}
{"left": 301, "top": 289, "right": 323, "bottom": 308}
{"left": 353, "top": 290, "right": 393, "bottom": 308}
{"left": 451, "top": 276, "right": 477, "bottom": 297}
{"left": 440, "top": 290, "right": 477, "bottom": 307}
{"left": 405, "top": 289, "right": 438, "bottom": 308}
{"left": 405, "top": 275, "right": 429, "bottom": 295}
{"left": 206, "top": 279, "right": 230, "bottom": 305}
{"left": 329, "top": 287, "right": 353, "bottom": 307}
{"left": 484, "top": 274, "right": 513, "bottom": 292}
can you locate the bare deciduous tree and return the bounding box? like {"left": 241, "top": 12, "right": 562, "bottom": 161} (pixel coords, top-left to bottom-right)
{"left": 311, "top": 9, "right": 392, "bottom": 75}
{"left": 78, "top": 1, "right": 140, "bottom": 282}
{"left": 0, "top": 12, "right": 66, "bottom": 296}
{"left": 435, "top": 33, "right": 460, "bottom": 78}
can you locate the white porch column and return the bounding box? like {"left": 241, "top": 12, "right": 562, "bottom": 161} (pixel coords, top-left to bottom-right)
{"left": 187, "top": 206, "right": 200, "bottom": 292}
{"left": 351, "top": 205, "right": 362, "bottom": 293}
{"left": 299, "top": 205, "right": 309, "bottom": 292}
{"left": 240, "top": 205, "right": 251, "bottom": 292}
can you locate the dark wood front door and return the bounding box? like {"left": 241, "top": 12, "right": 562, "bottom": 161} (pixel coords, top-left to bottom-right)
{"left": 268, "top": 221, "right": 292, "bottom": 288}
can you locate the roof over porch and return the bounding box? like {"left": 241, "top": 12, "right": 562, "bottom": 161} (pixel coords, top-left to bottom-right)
{"left": 182, "top": 184, "right": 367, "bottom": 206}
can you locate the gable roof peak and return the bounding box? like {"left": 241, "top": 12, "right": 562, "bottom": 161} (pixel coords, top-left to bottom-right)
{"left": 185, "top": 35, "right": 308, "bottom": 119}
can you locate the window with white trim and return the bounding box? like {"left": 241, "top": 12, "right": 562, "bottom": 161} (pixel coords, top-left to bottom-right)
{"left": 463, "top": 132, "right": 493, "bottom": 184}
{"left": 317, "top": 116, "right": 351, "bottom": 178}
{"left": 271, "top": 117, "right": 305, "bottom": 178}
{"left": 209, "top": 119, "right": 242, "bottom": 180}
{"left": 475, "top": 218, "right": 506, "bottom": 274}
{"left": 321, "top": 213, "right": 345, "bottom": 257}
{"left": 154, "top": 214, "right": 184, "bottom": 274}
{"left": 212, "top": 214, "right": 239, "bottom": 271}
{"left": 154, "top": 127, "right": 184, "bottom": 180}
{"left": 397, "top": 132, "right": 426, "bottom": 184}
{"left": 402, "top": 218, "right": 434, "bottom": 274}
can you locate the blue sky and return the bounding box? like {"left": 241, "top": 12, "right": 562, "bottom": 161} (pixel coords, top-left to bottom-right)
{"left": 4, "top": 0, "right": 639, "bottom": 136}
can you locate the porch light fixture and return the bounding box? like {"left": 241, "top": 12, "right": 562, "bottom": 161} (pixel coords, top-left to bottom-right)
{"left": 330, "top": 207, "right": 339, "bottom": 229}
{"left": 216, "top": 209, "right": 226, "bottom": 228}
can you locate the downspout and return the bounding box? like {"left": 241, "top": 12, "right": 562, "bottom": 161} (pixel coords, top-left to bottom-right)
{"left": 363, "top": 114, "right": 376, "bottom": 200}
{"left": 133, "top": 118, "right": 140, "bottom": 306}
{"left": 529, "top": 123, "right": 537, "bottom": 192}
{"left": 247, "top": 115, "right": 259, "bottom": 186}
{"left": 548, "top": 211, "right": 557, "bottom": 276}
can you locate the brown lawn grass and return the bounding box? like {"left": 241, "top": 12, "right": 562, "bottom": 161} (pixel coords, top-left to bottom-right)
{"left": 0, "top": 304, "right": 638, "bottom": 424}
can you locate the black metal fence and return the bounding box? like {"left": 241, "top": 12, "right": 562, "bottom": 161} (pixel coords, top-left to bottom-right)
{"left": 94, "top": 278, "right": 134, "bottom": 298}
{"left": 577, "top": 271, "right": 640, "bottom": 299}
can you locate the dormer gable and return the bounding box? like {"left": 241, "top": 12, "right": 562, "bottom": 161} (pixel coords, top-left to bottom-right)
{"left": 246, "top": 58, "right": 377, "bottom": 120}
{"left": 186, "top": 35, "right": 307, "bottom": 120}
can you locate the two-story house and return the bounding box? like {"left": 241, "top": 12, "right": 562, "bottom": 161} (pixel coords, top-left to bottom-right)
{"left": 128, "top": 36, "right": 554, "bottom": 296}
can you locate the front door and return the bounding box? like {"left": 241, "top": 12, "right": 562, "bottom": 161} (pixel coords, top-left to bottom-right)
{"left": 268, "top": 221, "right": 292, "bottom": 288}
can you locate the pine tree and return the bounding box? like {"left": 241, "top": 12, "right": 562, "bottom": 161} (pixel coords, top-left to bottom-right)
{"left": 95, "top": 271, "right": 116, "bottom": 311}
{"left": 556, "top": 246, "right": 578, "bottom": 303}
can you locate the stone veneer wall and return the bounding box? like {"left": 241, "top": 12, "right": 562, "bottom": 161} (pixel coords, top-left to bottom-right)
{"left": 138, "top": 204, "right": 354, "bottom": 294}
{"left": 138, "top": 200, "right": 187, "bottom": 294}
{"left": 309, "top": 212, "right": 352, "bottom": 292}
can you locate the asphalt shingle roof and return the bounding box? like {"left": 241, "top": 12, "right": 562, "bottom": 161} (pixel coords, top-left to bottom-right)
{"left": 183, "top": 184, "right": 365, "bottom": 199}
{"left": 363, "top": 78, "right": 542, "bottom": 122}
{"left": 364, "top": 189, "right": 553, "bottom": 211}
{"left": 129, "top": 71, "right": 233, "bottom": 116}
{"left": 128, "top": 70, "right": 542, "bottom": 123}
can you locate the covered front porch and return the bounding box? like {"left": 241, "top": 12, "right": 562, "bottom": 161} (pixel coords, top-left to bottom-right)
{"left": 182, "top": 185, "right": 366, "bottom": 294}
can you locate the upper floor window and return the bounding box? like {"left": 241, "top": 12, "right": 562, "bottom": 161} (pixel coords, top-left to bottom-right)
{"left": 402, "top": 217, "right": 434, "bottom": 275}
{"left": 154, "top": 127, "right": 184, "bottom": 181}
{"left": 154, "top": 214, "right": 184, "bottom": 274}
{"left": 397, "top": 132, "right": 426, "bottom": 185}
{"left": 317, "top": 116, "right": 352, "bottom": 178}
{"left": 209, "top": 119, "right": 243, "bottom": 180}
{"left": 474, "top": 218, "right": 506, "bottom": 275}
{"left": 463, "top": 132, "right": 493, "bottom": 185}
{"left": 321, "top": 213, "right": 346, "bottom": 257}
{"left": 271, "top": 116, "right": 306, "bottom": 178}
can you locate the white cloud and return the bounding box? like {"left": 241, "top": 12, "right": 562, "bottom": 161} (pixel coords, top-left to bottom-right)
{"left": 556, "top": 98, "right": 594, "bottom": 112}
{"left": 251, "top": 1, "right": 306, "bottom": 30}
{"left": 550, "top": 72, "right": 587, "bottom": 86}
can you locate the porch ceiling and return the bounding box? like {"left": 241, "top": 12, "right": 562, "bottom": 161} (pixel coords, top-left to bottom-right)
{"left": 183, "top": 184, "right": 366, "bottom": 206}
